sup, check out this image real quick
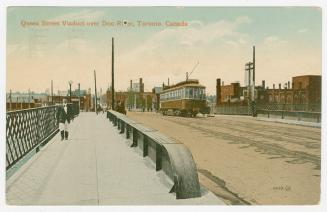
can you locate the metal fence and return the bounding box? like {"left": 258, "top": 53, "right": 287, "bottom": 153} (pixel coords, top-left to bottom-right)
{"left": 6, "top": 103, "right": 80, "bottom": 170}
{"left": 214, "top": 103, "right": 320, "bottom": 115}
{"left": 214, "top": 105, "right": 250, "bottom": 115}
{"left": 256, "top": 103, "right": 321, "bottom": 112}
{"left": 6, "top": 106, "right": 58, "bottom": 169}
{"left": 214, "top": 103, "right": 321, "bottom": 123}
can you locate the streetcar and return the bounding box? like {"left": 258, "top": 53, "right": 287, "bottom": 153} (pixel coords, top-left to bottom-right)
{"left": 159, "top": 79, "right": 210, "bottom": 117}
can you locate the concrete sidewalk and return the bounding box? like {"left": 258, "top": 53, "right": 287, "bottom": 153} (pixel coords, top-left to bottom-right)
{"left": 6, "top": 112, "right": 224, "bottom": 205}
{"left": 256, "top": 116, "right": 321, "bottom": 128}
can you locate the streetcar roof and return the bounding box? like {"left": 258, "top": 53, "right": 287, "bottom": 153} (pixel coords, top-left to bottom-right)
{"left": 160, "top": 83, "right": 205, "bottom": 93}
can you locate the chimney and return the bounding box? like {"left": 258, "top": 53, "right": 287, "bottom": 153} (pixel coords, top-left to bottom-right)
{"left": 139, "top": 78, "right": 144, "bottom": 93}
{"left": 288, "top": 81, "right": 290, "bottom": 89}
{"left": 130, "top": 80, "right": 132, "bottom": 90}
{"left": 262, "top": 80, "right": 265, "bottom": 90}
{"left": 279, "top": 83, "right": 281, "bottom": 90}
{"left": 273, "top": 84, "right": 275, "bottom": 89}
{"left": 216, "top": 78, "right": 221, "bottom": 105}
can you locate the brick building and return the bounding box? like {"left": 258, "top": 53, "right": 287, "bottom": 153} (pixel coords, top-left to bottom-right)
{"left": 220, "top": 82, "right": 241, "bottom": 103}
{"left": 216, "top": 75, "right": 321, "bottom": 111}
{"left": 106, "top": 78, "right": 156, "bottom": 111}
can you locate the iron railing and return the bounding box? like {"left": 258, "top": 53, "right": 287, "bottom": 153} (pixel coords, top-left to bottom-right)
{"left": 6, "top": 106, "right": 58, "bottom": 169}
{"left": 6, "top": 103, "right": 80, "bottom": 170}
{"left": 214, "top": 103, "right": 321, "bottom": 115}
{"left": 214, "top": 105, "right": 250, "bottom": 115}
{"left": 256, "top": 103, "right": 321, "bottom": 112}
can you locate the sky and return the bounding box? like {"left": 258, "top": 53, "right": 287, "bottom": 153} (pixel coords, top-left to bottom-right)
{"left": 6, "top": 6, "right": 322, "bottom": 95}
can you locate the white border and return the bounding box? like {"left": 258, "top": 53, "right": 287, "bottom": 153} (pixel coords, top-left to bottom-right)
{"left": 1, "top": 1, "right": 326, "bottom": 212}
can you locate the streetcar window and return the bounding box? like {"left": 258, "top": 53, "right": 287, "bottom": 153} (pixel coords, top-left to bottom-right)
{"left": 202, "top": 88, "right": 206, "bottom": 99}
{"left": 199, "top": 88, "right": 203, "bottom": 100}
{"left": 194, "top": 88, "right": 199, "bottom": 99}
{"left": 189, "top": 88, "right": 194, "bottom": 99}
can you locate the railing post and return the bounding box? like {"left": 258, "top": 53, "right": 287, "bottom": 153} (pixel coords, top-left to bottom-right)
{"left": 156, "top": 144, "right": 162, "bottom": 171}
{"left": 143, "top": 136, "right": 148, "bottom": 157}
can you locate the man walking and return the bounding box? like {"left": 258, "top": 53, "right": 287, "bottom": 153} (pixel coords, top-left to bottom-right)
{"left": 56, "top": 99, "right": 73, "bottom": 140}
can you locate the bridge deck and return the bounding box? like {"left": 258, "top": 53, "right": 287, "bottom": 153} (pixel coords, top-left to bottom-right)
{"left": 6, "top": 112, "right": 223, "bottom": 205}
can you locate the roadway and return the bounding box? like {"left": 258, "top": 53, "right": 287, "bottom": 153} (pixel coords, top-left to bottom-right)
{"left": 126, "top": 111, "right": 321, "bottom": 205}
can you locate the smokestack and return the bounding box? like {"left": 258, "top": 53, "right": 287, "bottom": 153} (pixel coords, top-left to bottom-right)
{"left": 262, "top": 80, "right": 265, "bottom": 90}
{"left": 279, "top": 83, "right": 281, "bottom": 90}
{"left": 139, "top": 78, "right": 144, "bottom": 93}
{"left": 130, "top": 80, "right": 132, "bottom": 90}
{"left": 273, "top": 84, "right": 275, "bottom": 89}
{"left": 288, "top": 81, "right": 290, "bottom": 89}
{"left": 216, "top": 78, "right": 221, "bottom": 105}
{"left": 168, "top": 78, "right": 170, "bottom": 86}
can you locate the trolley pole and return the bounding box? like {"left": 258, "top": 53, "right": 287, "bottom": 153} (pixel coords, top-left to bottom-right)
{"left": 111, "top": 37, "right": 115, "bottom": 110}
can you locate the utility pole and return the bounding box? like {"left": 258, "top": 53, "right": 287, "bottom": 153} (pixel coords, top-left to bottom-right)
{"left": 78, "top": 83, "right": 81, "bottom": 112}
{"left": 28, "top": 89, "right": 31, "bottom": 109}
{"left": 51, "top": 80, "right": 53, "bottom": 105}
{"left": 252, "top": 46, "right": 256, "bottom": 102}
{"left": 111, "top": 37, "right": 115, "bottom": 110}
{"left": 245, "top": 62, "right": 252, "bottom": 115}
{"left": 68, "top": 81, "right": 73, "bottom": 103}
{"left": 94, "top": 70, "right": 98, "bottom": 114}
{"left": 9, "top": 89, "right": 12, "bottom": 111}
{"left": 244, "top": 46, "right": 256, "bottom": 116}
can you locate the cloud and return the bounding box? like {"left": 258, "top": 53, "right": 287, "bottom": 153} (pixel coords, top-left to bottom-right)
{"left": 124, "top": 16, "right": 252, "bottom": 58}
{"left": 263, "top": 36, "right": 288, "bottom": 48}
{"left": 116, "top": 16, "right": 253, "bottom": 92}
{"left": 235, "top": 16, "right": 252, "bottom": 25}
{"left": 297, "top": 28, "right": 309, "bottom": 33}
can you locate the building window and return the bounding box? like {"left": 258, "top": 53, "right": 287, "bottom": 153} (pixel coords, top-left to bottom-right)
{"left": 294, "top": 95, "right": 298, "bottom": 104}
{"left": 280, "top": 95, "right": 285, "bottom": 103}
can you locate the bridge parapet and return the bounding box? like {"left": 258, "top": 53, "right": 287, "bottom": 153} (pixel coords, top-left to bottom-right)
{"left": 6, "top": 103, "right": 80, "bottom": 171}
{"left": 107, "top": 110, "right": 201, "bottom": 199}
